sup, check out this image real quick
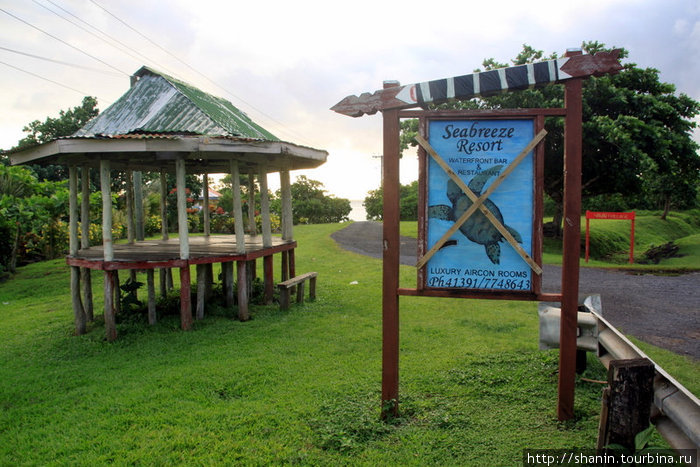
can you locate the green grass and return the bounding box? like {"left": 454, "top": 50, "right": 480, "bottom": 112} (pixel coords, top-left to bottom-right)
{"left": 0, "top": 223, "right": 695, "bottom": 464}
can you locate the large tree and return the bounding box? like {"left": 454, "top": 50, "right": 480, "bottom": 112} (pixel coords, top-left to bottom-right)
{"left": 3, "top": 96, "right": 99, "bottom": 181}
{"left": 400, "top": 42, "right": 700, "bottom": 233}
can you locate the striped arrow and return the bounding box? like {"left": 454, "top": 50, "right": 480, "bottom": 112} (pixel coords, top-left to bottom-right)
{"left": 331, "top": 50, "right": 622, "bottom": 117}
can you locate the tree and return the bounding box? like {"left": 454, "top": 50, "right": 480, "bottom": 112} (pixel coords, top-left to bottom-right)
{"left": 286, "top": 176, "right": 351, "bottom": 224}
{"left": 6, "top": 97, "right": 100, "bottom": 181}
{"left": 400, "top": 42, "right": 700, "bottom": 234}
{"left": 364, "top": 181, "right": 418, "bottom": 221}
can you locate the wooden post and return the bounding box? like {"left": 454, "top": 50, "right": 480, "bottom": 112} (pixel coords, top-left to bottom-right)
{"left": 133, "top": 171, "right": 144, "bottom": 241}
{"left": 259, "top": 169, "right": 272, "bottom": 248}
{"left": 236, "top": 260, "right": 249, "bottom": 321}
{"left": 159, "top": 170, "right": 173, "bottom": 293}
{"left": 381, "top": 81, "right": 401, "bottom": 418}
{"left": 222, "top": 261, "right": 234, "bottom": 307}
{"left": 69, "top": 166, "right": 86, "bottom": 335}
{"left": 230, "top": 160, "right": 246, "bottom": 254}
{"left": 203, "top": 172, "right": 210, "bottom": 237}
{"left": 179, "top": 266, "right": 192, "bottom": 330}
{"left": 175, "top": 158, "right": 190, "bottom": 260}
{"left": 80, "top": 165, "right": 93, "bottom": 321}
{"left": 104, "top": 270, "right": 117, "bottom": 341}
{"left": 247, "top": 173, "right": 256, "bottom": 236}
{"left": 146, "top": 269, "right": 156, "bottom": 325}
{"left": 175, "top": 158, "right": 192, "bottom": 329}
{"left": 196, "top": 264, "right": 206, "bottom": 320}
{"left": 558, "top": 49, "right": 584, "bottom": 421}
{"left": 280, "top": 170, "right": 293, "bottom": 241}
{"left": 263, "top": 255, "right": 273, "bottom": 305}
{"left": 125, "top": 170, "right": 135, "bottom": 244}
{"left": 100, "top": 160, "right": 114, "bottom": 262}
{"left": 598, "top": 358, "right": 655, "bottom": 451}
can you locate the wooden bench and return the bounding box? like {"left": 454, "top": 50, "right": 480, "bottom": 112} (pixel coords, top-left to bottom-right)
{"left": 277, "top": 272, "right": 317, "bottom": 310}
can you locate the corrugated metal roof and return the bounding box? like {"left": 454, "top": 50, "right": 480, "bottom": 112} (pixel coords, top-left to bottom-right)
{"left": 75, "top": 67, "right": 279, "bottom": 141}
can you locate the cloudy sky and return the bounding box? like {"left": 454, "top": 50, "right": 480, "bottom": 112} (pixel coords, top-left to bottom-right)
{"left": 1, "top": 0, "right": 698, "bottom": 200}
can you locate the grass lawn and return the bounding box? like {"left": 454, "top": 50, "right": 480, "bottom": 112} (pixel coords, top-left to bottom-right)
{"left": 0, "top": 222, "right": 695, "bottom": 465}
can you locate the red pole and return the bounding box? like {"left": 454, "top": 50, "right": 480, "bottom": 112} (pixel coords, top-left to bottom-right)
{"left": 381, "top": 81, "right": 401, "bottom": 418}
{"left": 558, "top": 49, "right": 584, "bottom": 421}
{"left": 585, "top": 212, "right": 590, "bottom": 263}
{"left": 629, "top": 213, "right": 635, "bottom": 264}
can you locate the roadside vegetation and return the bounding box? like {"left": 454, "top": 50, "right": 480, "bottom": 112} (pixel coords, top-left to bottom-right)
{"left": 0, "top": 223, "right": 697, "bottom": 464}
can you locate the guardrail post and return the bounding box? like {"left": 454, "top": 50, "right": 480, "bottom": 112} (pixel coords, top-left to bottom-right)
{"left": 597, "top": 358, "right": 655, "bottom": 451}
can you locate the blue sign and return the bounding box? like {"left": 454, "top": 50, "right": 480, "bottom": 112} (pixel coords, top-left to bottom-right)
{"left": 426, "top": 119, "right": 534, "bottom": 291}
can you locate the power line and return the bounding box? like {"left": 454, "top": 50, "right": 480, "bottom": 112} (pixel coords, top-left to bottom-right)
{"left": 0, "top": 45, "right": 122, "bottom": 76}
{"left": 38, "top": 0, "right": 182, "bottom": 79}
{"left": 0, "top": 6, "right": 128, "bottom": 77}
{"left": 0, "top": 59, "right": 96, "bottom": 97}
{"left": 88, "top": 0, "right": 314, "bottom": 145}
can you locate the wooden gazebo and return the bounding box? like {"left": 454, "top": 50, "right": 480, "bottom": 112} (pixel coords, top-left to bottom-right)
{"left": 10, "top": 67, "right": 328, "bottom": 340}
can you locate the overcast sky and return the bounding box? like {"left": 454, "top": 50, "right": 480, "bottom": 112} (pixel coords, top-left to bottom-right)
{"left": 1, "top": 0, "right": 698, "bottom": 200}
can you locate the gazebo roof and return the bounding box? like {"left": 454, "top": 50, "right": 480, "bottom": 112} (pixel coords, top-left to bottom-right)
{"left": 10, "top": 67, "right": 327, "bottom": 174}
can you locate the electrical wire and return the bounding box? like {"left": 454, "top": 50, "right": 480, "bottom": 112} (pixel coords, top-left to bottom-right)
{"left": 88, "top": 0, "right": 314, "bottom": 145}
{"left": 0, "top": 45, "right": 122, "bottom": 76}
{"left": 0, "top": 6, "right": 129, "bottom": 77}
{"left": 38, "top": 0, "right": 182, "bottom": 79}
{"left": 0, "top": 59, "right": 96, "bottom": 97}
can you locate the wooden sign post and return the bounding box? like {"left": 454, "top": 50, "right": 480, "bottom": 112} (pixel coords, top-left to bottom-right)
{"left": 332, "top": 49, "right": 622, "bottom": 421}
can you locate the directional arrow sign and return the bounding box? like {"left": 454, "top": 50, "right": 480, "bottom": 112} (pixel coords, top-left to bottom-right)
{"left": 331, "top": 50, "right": 622, "bottom": 117}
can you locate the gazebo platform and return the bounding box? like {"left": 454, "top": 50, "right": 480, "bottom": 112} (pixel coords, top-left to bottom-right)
{"left": 67, "top": 235, "right": 295, "bottom": 269}
{"left": 67, "top": 235, "right": 298, "bottom": 340}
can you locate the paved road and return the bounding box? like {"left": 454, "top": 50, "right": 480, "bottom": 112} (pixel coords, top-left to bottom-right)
{"left": 332, "top": 222, "right": 700, "bottom": 359}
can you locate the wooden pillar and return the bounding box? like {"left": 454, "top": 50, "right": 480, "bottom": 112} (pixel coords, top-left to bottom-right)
{"left": 100, "top": 160, "right": 117, "bottom": 341}
{"left": 263, "top": 255, "right": 273, "bottom": 305}
{"left": 196, "top": 264, "right": 206, "bottom": 320}
{"left": 236, "top": 260, "right": 249, "bottom": 321}
{"left": 133, "top": 171, "right": 144, "bottom": 241}
{"left": 202, "top": 172, "right": 210, "bottom": 237}
{"left": 100, "top": 160, "right": 114, "bottom": 262}
{"left": 125, "top": 170, "right": 135, "bottom": 244}
{"left": 146, "top": 269, "right": 156, "bottom": 325}
{"left": 159, "top": 170, "right": 169, "bottom": 241}
{"left": 222, "top": 261, "right": 234, "bottom": 307}
{"left": 259, "top": 169, "right": 272, "bottom": 248}
{"left": 69, "top": 166, "right": 86, "bottom": 335}
{"left": 230, "top": 160, "right": 246, "bottom": 254}
{"left": 558, "top": 49, "right": 584, "bottom": 421}
{"left": 159, "top": 170, "right": 173, "bottom": 294}
{"left": 381, "top": 81, "right": 401, "bottom": 418}
{"left": 80, "top": 165, "right": 93, "bottom": 322}
{"left": 247, "top": 173, "right": 256, "bottom": 236}
{"left": 103, "top": 270, "right": 117, "bottom": 341}
{"left": 179, "top": 266, "right": 192, "bottom": 330}
{"left": 280, "top": 170, "right": 293, "bottom": 241}
{"left": 175, "top": 158, "right": 192, "bottom": 330}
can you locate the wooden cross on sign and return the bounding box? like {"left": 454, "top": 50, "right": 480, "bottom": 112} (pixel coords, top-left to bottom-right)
{"left": 415, "top": 129, "right": 547, "bottom": 275}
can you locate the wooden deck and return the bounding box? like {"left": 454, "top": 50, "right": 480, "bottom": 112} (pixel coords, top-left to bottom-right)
{"left": 66, "top": 235, "right": 296, "bottom": 270}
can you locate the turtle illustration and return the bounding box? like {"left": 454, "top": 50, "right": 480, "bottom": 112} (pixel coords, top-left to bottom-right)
{"left": 428, "top": 165, "right": 522, "bottom": 264}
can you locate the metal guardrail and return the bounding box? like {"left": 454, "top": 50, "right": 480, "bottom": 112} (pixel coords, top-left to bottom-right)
{"left": 539, "top": 295, "right": 700, "bottom": 451}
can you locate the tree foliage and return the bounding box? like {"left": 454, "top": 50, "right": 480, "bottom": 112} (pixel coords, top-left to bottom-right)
{"left": 286, "top": 176, "right": 351, "bottom": 224}
{"left": 364, "top": 181, "right": 418, "bottom": 221}
{"left": 5, "top": 96, "right": 100, "bottom": 181}
{"left": 399, "top": 42, "right": 700, "bottom": 233}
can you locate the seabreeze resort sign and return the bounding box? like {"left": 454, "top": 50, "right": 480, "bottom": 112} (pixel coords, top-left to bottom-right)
{"left": 425, "top": 119, "right": 535, "bottom": 292}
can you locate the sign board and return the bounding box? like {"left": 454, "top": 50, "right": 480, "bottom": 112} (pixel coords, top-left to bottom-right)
{"left": 423, "top": 118, "right": 536, "bottom": 292}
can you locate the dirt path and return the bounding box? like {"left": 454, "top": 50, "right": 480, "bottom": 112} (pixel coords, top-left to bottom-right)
{"left": 332, "top": 221, "right": 700, "bottom": 359}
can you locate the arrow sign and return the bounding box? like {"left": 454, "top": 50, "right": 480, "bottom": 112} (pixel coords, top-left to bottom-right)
{"left": 331, "top": 50, "right": 622, "bottom": 117}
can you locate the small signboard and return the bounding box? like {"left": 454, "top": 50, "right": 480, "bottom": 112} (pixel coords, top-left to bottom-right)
{"left": 423, "top": 118, "right": 537, "bottom": 292}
